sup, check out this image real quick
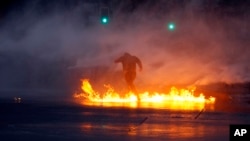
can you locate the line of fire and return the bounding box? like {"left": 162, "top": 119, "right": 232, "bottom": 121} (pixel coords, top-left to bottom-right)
{"left": 73, "top": 78, "right": 216, "bottom": 110}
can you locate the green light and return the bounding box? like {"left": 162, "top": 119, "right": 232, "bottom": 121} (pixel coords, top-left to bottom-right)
{"left": 167, "top": 22, "right": 176, "bottom": 31}
{"left": 102, "top": 18, "right": 107, "bottom": 23}
{"left": 101, "top": 17, "right": 109, "bottom": 24}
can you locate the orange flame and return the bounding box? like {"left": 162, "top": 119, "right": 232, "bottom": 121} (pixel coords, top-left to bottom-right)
{"left": 74, "top": 79, "right": 215, "bottom": 110}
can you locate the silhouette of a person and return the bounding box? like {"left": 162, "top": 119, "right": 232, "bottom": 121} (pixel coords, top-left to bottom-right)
{"left": 114, "top": 52, "right": 142, "bottom": 99}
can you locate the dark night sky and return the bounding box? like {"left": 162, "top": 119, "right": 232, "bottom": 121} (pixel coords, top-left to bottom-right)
{"left": 0, "top": 0, "right": 249, "bottom": 15}
{"left": 0, "top": 0, "right": 249, "bottom": 28}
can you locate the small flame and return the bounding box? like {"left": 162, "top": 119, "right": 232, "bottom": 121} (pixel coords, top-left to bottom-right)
{"left": 74, "top": 79, "right": 215, "bottom": 110}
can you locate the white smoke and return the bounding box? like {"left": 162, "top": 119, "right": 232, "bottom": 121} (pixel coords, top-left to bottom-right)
{"left": 0, "top": 0, "right": 249, "bottom": 99}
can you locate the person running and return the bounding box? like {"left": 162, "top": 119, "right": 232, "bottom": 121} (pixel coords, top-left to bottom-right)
{"left": 114, "top": 52, "right": 142, "bottom": 100}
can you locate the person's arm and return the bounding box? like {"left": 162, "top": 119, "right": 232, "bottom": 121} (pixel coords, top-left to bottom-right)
{"left": 136, "top": 57, "right": 143, "bottom": 71}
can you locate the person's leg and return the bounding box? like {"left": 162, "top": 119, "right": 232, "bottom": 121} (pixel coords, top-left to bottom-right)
{"left": 125, "top": 73, "right": 133, "bottom": 92}
{"left": 125, "top": 72, "right": 140, "bottom": 101}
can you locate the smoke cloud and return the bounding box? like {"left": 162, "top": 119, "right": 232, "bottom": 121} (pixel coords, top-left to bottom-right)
{"left": 0, "top": 0, "right": 249, "bottom": 99}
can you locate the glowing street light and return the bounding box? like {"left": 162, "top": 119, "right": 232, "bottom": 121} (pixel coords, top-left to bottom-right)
{"left": 100, "top": 7, "right": 110, "bottom": 25}
{"left": 101, "top": 16, "right": 109, "bottom": 24}
{"left": 167, "top": 22, "right": 176, "bottom": 31}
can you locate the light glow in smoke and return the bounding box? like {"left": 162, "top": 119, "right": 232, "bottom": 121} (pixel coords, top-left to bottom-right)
{"left": 167, "top": 22, "right": 176, "bottom": 31}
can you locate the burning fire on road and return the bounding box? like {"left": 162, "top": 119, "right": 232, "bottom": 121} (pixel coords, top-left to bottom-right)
{"left": 74, "top": 79, "right": 216, "bottom": 110}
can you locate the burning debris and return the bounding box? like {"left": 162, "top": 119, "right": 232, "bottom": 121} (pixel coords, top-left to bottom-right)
{"left": 74, "top": 79, "right": 216, "bottom": 110}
